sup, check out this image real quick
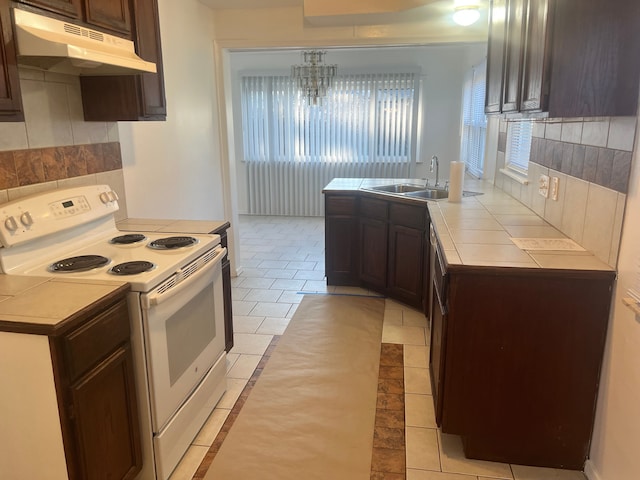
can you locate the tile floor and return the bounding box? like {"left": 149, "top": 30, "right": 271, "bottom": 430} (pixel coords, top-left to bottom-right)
{"left": 169, "top": 215, "right": 587, "bottom": 480}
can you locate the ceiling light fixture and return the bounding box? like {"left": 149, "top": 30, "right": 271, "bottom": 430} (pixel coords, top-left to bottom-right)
{"left": 453, "top": 6, "right": 480, "bottom": 26}
{"left": 291, "top": 50, "right": 337, "bottom": 106}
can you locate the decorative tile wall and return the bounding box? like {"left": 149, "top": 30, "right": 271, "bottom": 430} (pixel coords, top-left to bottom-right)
{"left": 0, "top": 67, "right": 127, "bottom": 219}
{"left": 495, "top": 116, "right": 636, "bottom": 267}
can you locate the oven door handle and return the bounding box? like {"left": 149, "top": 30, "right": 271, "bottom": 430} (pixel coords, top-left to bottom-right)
{"left": 144, "top": 246, "right": 226, "bottom": 308}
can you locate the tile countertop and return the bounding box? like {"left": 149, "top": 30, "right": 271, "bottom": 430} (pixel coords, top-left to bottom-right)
{"left": 0, "top": 276, "right": 127, "bottom": 331}
{"left": 117, "top": 218, "right": 229, "bottom": 235}
{"left": 323, "top": 177, "right": 614, "bottom": 272}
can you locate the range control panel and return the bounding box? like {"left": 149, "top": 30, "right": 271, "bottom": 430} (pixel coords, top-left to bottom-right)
{"left": 0, "top": 185, "right": 119, "bottom": 248}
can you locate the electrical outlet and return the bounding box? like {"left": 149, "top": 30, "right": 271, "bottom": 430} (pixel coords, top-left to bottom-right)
{"left": 539, "top": 174, "right": 550, "bottom": 198}
{"left": 550, "top": 176, "right": 560, "bottom": 201}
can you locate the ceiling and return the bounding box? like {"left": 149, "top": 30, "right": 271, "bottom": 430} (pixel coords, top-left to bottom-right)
{"left": 199, "top": 0, "right": 488, "bottom": 30}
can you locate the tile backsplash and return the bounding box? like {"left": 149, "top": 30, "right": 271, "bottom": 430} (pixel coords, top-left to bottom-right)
{"left": 495, "top": 116, "right": 636, "bottom": 267}
{"left": 0, "top": 67, "right": 128, "bottom": 220}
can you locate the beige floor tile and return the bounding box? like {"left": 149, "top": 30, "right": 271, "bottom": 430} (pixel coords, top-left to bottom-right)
{"left": 382, "top": 325, "right": 427, "bottom": 345}
{"left": 408, "top": 469, "right": 479, "bottom": 480}
{"left": 227, "top": 354, "right": 262, "bottom": 379}
{"left": 404, "top": 345, "right": 430, "bottom": 368}
{"left": 384, "top": 309, "right": 403, "bottom": 326}
{"left": 249, "top": 301, "right": 292, "bottom": 318}
{"left": 216, "top": 378, "right": 248, "bottom": 409}
{"left": 233, "top": 315, "right": 265, "bottom": 333}
{"left": 405, "top": 367, "right": 432, "bottom": 394}
{"left": 403, "top": 308, "right": 428, "bottom": 328}
{"left": 439, "top": 433, "right": 513, "bottom": 479}
{"left": 231, "top": 300, "right": 257, "bottom": 316}
{"left": 285, "top": 303, "right": 300, "bottom": 318}
{"left": 230, "top": 333, "right": 273, "bottom": 355}
{"left": 243, "top": 288, "right": 284, "bottom": 302}
{"left": 511, "top": 464, "right": 586, "bottom": 480}
{"left": 256, "top": 317, "right": 291, "bottom": 335}
{"left": 225, "top": 353, "right": 239, "bottom": 372}
{"left": 231, "top": 287, "right": 250, "bottom": 300}
{"left": 167, "top": 445, "right": 209, "bottom": 480}
{"left": 406, "top": 394, "right": 436, "bottom": 428}
{"left": 278, "top": 290, "right": 305, "bottom": 303}
{"left": 406, "top": 426, "right": 441, "bottom": 471}
{"left": 192, "top": 408, "right": 230, "bottom": 446}
{"left": 301, "top": 279, "right": 332, "bottom": 291}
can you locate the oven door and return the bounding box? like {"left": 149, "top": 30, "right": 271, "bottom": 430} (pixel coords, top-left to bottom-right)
{"left": 141, "top": 246, "right": 226, "bottom": 432}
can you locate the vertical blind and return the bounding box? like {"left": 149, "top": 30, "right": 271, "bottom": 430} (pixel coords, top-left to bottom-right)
{"left": 240, "top": 72, "right": 418, "bottom": 216}
{"left": 241, "top": 72, "right": 417, "bottom": 165}
{"left": 460, "top": 60, "right": 487, "bottom": 177}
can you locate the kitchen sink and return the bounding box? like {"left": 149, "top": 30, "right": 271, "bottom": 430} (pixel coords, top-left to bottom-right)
{"left": 405, "top": 188, "right": 449, "bottom": 200}
{"left": 368, "top": 184, "right": 426, "bottom": 193}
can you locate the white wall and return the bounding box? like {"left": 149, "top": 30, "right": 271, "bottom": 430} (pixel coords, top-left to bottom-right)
{"left": 118, "top": 0, "right": 224, "bottom": 221}
{"left": 229, "top": 44, "right": 486, "bottom": 213}
{"left": 587, "top": 102, "right": 640, "bottom": 480}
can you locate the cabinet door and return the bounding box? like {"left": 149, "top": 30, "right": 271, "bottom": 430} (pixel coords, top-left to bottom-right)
{"left": 501, "top": 0, "right": 526, "bottom": 112}
{"left": 485, "top": 0, "right": 507, "bottom": 113}
{"left": 387, "top": 224, "right": 424, "bottom": 308}
{"left": 131, "top": 0, "right": 166, "bottom": 118}
{"left": 0, "top": 0, "right": 24, "bottom": 121}
{"left": 70, "top": 345, "right": 142, "bottom": 480}
{"left": 83, "top": 0, "right": 131, "bottom": 36}
{"left": 326, "top": 215, "right": 359, "bottom": 286}
{"left": 359, "top": 217, "right": 388, "bottom": 289}
{"left": 520, "top": 0, "right": 552, "bottom": 111}
{"left": 429, "top": 281, "right": 447, "bottom": 426}
{"left": 16, "top": 0, "right": 82, "bottom": 18}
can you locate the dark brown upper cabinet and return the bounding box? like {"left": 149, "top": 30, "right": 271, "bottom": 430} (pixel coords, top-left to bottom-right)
{"left": 80, "top": 0, "right": 166, "bottom": 121}
{"left": 15, "top": 0, "right": 82, "bottom": 19}
{"left": 83, "top": 0, "right": 131, "bottom": 36}
{"left": 484, "top": 0, "right": 506, "bottom": 114}
{"left": 0, "top": 0, "right": 24, "bottom": 121}
{"left": 486, "top": 0, "right": 640, "bottom": 117}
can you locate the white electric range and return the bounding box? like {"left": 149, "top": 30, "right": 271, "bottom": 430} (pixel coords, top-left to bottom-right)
{"left": 0, "top": 184, "right": 227, "bottom": 480}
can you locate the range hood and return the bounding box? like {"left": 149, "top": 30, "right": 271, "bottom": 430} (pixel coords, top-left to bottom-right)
{"left": 13, "top": 8, "right": 156, "bottom": 75}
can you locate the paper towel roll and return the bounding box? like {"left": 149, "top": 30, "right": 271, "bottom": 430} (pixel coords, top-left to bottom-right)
{"left": 448, "top": 161, "right": 464, "bottom": 202}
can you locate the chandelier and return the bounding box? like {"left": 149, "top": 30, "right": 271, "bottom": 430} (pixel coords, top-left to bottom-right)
{"left": 291, "top": 50, "right": 337, "bottom": 106}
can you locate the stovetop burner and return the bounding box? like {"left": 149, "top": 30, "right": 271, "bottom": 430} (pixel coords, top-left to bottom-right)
{"left": 148, "top": 236, "right": 198, "bottom": 250}
{"left": 110, "top": 234, "right": 147, "bottom": 245}
{"left": 109, "top": 261, "right": 156, "bottom": 275}
{"left": 50, "top": 255, "right": 110, "bottom": 272}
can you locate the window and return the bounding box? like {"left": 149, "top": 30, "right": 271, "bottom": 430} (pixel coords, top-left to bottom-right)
{"left": 240, "top": 72, "right": 418, "bottom": 164}
{"left": 505, "top": 120, "right": 533, "bottom": 175}
{"left": 460, "top": 60, "right": 487, "bottom": 177}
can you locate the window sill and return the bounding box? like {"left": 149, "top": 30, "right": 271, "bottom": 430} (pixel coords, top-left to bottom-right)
{"left": 499, "top": 168, "right": 529, "bottom": 185}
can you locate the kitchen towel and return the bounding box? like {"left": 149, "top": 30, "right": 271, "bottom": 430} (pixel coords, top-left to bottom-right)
{"left": 448, "top": 161, "right": 465, "bottom": 202}
{"left": 203, "top": 295, "right": 384, "bottom": 480}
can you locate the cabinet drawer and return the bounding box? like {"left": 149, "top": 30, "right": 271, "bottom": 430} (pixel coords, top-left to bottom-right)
{"left": 390, "top": 203, "right": 426, "bottom": 230}
{"left": 63, "top": 299, "right": 130, "bottom": 381}
{"left": 360, "top": 197, "right": 388, "bottom": 220}
{"left": 326, "top": 195, "right": 357, "bottom": 215}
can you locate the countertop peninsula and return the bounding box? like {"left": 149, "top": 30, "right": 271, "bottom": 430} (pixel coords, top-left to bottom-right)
{"left": 323, "top": 177, "right": 614, "bottom": 272}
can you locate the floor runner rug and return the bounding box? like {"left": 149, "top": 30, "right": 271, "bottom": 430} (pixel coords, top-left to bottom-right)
{"left": 204, "top": 294, "right": 385, "bottom": 480}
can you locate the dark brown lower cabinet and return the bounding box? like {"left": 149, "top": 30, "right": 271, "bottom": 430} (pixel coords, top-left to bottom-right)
{"left": 429, "top": 237, "right": 615, "bottom": 469}
{"left": 51, "top": 289, "right": 141, "bottom": 480}
{"left": 208, "top": 222, "right": 234, "bottom": 353}
{"left": 325, "top": 194, "right": 360, "bottom": 286}
{"left": 324, "top": 191, "right": 428, "bottom": 310}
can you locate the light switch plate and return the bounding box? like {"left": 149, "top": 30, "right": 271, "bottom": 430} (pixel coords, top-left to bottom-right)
{"left": 550, "top": 176, "right": 559, "bottom": 201}
{"left": 539, "top": 174, "right": 550, "bottom": 198}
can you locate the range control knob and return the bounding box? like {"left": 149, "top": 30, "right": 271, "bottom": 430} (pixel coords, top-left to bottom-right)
{"left": 99, "top": 192, "right": 111, "bottom": 204}
{"left": 107, "top": 191, "right": 118, "bottom": 202}
{"left": 4, "top": 216, "right": 18, "bottom": 232}
{"left": 20, "top": 212, "right": 34, "bottom": 227}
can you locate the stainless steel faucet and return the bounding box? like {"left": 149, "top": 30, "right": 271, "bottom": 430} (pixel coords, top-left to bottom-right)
{"left": 430, "top": 155, "right": 440, "bottom": 187}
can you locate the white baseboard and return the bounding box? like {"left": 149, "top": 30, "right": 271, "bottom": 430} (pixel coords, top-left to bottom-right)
{"left": 584, "top": 459, "right": 602, "bottom": 480}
